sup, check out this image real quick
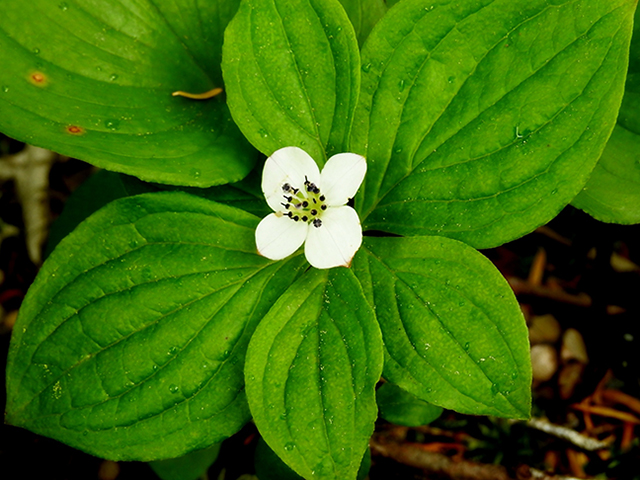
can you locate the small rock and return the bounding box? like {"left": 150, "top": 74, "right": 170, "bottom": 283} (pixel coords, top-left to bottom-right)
{"left": 531, "top": 344, "right": 558, "bottom": 382}
{"left": 561, "top": 328, "right": 588, "bottom": 364}
{"left": 3, "top": 310, "right": 18, "bottom": 332}
{"left": 529, "top": 314, "right": 561, "bottom": 344}
{"left": 98, "top": 460, "right": 120, "bottom": 480}
{"left": 558, "top": 362, "right": 585, "bottom": 400}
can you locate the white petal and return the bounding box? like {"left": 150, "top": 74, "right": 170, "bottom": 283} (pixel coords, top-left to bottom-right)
{"left": 256, "top": 213, "right": 309, "bottom": 260}
{"left": 262, "top": 147, "right": 321, "bottom": 212}
{"left": 304, "top": 206, "right": 362, "bottom": 269}
{"left": 319, "top": 153, "right": 366, "bottom": 206}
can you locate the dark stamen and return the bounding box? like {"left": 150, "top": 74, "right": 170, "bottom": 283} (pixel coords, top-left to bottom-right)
{"left": 302, "top": 201, "right": 309, "bottom": 208}
{"left": 313, "top": 218, "right": 322, "bottom": 228}
{"left": 293, "top": 215, "right": 299, "bottom": 222}
{"left": 281, "top": 202, "right": 290, "bottom": 209}
{"left": 319, "top": 195, "right": 325, "bottom": 201}
{"left": 310, "top": 209, "right": 318, "bottom": 216}
{"left": 302, "top": 216, "right": 308, "bottom": 222}
{"left": 321, "top": 205, "right": 327, "bottom": 211}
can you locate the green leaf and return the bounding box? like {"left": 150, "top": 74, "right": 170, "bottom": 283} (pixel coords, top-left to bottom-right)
{"left": 136, "top": 163, "right": 271, "bottom": 219}
{"left": 571, "top": 125, "right": 640, "bottom": 223}
{"left": 619, "top": 4, "right": 640, "bottom": 135}
{"left": 47, "top": 161, "right": 271, "bottom": 256}
{"left": 353, "top": 236, "right": 531, "bottom": 419}
{"left": 6, "top": 192, "right": 307, "bottom": 461}
{"left": 337, "top": 0, "right": 388, "bottom": 46}
{"left": 572, "top": 6, "right": 640, "bottom": 224}
{"left": 46, "top": 170, "right": 130, "bottom": 257}
{"left": 222, "top": 0, "right": 361, "bottom": 165}
{"left": 245, "top": 268, "right": 383, "bottom": 480}
{"left": 149, "top": 443, "right": 221, "bottom": 480}
{"left": 352, "top": 0, "right": 636, "bottom": 248}
{"left": 376, "top": 383, "right": 443, "bottom": 427}
{"left": 0, "top": 1, "right": 256, "bottom": 187}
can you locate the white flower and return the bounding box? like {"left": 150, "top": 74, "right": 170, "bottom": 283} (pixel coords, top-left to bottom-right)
{"left": 255, "top": 146, "right": 367, "bottom": 269}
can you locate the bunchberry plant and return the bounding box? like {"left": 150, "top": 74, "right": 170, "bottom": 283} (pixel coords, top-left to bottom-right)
{"left": 1, "top": 0, "right": 638, "bottom": 479}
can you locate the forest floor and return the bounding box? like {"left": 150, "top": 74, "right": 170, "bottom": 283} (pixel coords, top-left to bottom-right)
{"left": 1, "top": 138, "right": 639, "bottom": 480}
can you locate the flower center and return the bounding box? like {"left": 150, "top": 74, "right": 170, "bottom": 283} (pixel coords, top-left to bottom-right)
{"left": 278, "top": 177, "right": 328, "bottom": 228}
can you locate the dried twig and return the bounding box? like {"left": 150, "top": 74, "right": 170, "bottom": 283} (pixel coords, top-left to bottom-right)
{"left": 371, "top": 433, "right": 517, "bottom": 480}
{"left": 526, "top": 466, "right": 587, "bottom": 480}
{"left": 525, "top": 418, "right": 610, "bottom": 451}
{"left": 507, "top": 277, "right": 592, "bottom": 307}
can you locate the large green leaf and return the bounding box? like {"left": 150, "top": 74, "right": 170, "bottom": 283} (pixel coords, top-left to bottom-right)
{"left": 6, "top": 192, "right": 307, "bottom": 461}
{"left": 337, "top": 0, "right": 388, "bottom": 46}
{"left": 245, "top": 268, "right": 383, "bottom": 480}
{"left": 222, "top": 0, "right": 361, "bottom": 165}
{"left": 353, "top": 236, "right": 531, "bottom": 419}
{"left": 0, "top": 0, "right": 255, "bottom": 187}
{"left": 572, "top": 5, "right": 640, "bottom": 224}
{"left": 352, "top": 0, "right": 636, "bottom": 248}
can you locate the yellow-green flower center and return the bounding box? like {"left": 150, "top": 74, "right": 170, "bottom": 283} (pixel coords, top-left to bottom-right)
{"left": 278, "top": 177, "right": 327, "bottom": 227}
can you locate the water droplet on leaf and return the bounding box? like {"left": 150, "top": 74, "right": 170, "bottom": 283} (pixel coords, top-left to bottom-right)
{"left": 104, "top": 119, "right": 120, "bottom": 130}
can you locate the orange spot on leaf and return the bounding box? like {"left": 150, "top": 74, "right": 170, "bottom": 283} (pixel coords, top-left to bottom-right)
{"left": 28, "top": 71, "right": 48, "bottom": 86}
{"left": 66, "top": 125, "right": 85, "bottom": 135}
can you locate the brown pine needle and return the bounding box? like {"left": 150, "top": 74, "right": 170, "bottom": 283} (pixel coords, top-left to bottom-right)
{"left": 528, "top": 248, "right": 547, "bottom": 286}
{"left": 172, "top": 87, "right": 223, "bottom": 100}
{"left": 601, "top": 389, "right": 640, "bottom": 417}
{"left": 571, "top": 403, "right": 640, "bottom": 424}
